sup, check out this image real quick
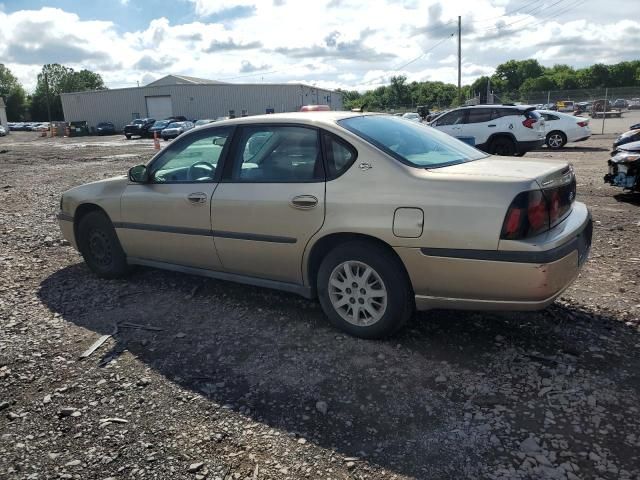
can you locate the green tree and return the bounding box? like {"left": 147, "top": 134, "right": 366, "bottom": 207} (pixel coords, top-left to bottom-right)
{"left": 494, "top": 59, "right": 545, "bottom": 92}
{"left": 30, "top": 64, "right": 106, "bottom": 120}
{"left": 336, "top": 88, "right": 361, "bottom": 110}
{"left": 519, "top": 76, "right": 556, "bottom": 94}
{"left": 0, "top": 64, "right": 28, "bottom": 120}
{"left": 387, "top": 75, "right": 411, "bottom": 107}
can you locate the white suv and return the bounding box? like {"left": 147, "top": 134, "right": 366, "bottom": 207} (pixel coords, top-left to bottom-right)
{"left": 429, "top": 105, "right": 545, "bottom": 156}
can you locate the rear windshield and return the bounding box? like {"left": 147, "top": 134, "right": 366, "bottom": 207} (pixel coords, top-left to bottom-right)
{"left": 338, "top": 115, "right": 487, "bottom": 168}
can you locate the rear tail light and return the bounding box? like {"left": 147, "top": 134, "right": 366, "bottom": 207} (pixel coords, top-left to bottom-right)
{"left": 501, "top": 176, "right": 576, "bottom": 240}
{"left": 577, "top": 120, "right": 589, "bottom": 127}
{"left": 522, "top": 118, "right": 536, "bottom": 129}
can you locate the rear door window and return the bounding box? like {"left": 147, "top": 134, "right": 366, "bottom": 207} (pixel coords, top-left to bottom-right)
{"left": 465, "top": 108, "right": 492, "bottom": 124}
{"left": 436, "top": 109, "right": 466, "bottom": 126}
{"left": 230, "top": 126, "right": 324, "bottom": 182}
{"left": 491, "top": 108, "right": 516, "bottom": 120}
{"left": 322, "top": 132, "right": 357, "bottom": 179}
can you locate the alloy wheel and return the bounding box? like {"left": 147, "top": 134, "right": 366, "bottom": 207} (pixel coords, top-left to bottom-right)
{"left": 328, "top": 260, "right": 388, "bottom": 326}
{"left": 548, "top": 133, "right": 564, "bottom": 148}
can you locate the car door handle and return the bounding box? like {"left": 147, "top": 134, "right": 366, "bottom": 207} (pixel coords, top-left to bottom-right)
{"left": 290, "top": 195, "right": 318, "bottom": 209}
{"left": 186, "top": 192, "right": 207, "bottom": 204}
{"left": 488, "top": 124, "right": 497, "bottom": 127}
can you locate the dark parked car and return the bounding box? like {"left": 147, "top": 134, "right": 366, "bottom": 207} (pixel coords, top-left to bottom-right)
{"left": 124, "top": 118, "right": 155, "bottom": 139}
{"left": 613, "top": 129, "right": 640, "bottom": 150}
{"left": 148, "top": 120, "right": 170, "bottom": 137}
{"left": 95, "top": 122, "right": 116, "bottom": 135}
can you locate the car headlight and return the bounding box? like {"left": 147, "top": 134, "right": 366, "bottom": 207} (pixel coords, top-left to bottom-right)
{"left": 612, "top": 152, "right": 640, "bottom": 164}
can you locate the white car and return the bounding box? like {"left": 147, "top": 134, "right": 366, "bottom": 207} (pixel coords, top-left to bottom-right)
{"left": 536, "top": 110, "right": 591, "bottom": 149}
{"left": 402, "top": 112, "right": 421, "bottom": 122}
{"left": 429, "top": 105, "right": 545, "bottom": 156}
{"left": 0, "top": 125, "right": 6, "bottom": 136}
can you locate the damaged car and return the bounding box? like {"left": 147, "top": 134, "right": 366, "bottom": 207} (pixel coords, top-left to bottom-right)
{"left": 613, "top": 128, "right": 640, "bottom": 150}
{"left": 604, "top": 140, "right": 640, "bottom": 192}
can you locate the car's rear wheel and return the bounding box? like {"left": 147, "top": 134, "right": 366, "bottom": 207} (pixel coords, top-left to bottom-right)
{"left": 546, "top": 131, "right": 566, "bottom": 149}
{"left": 77, "top": 210, "right": 130, "bottom": 279}
{"left": 317, "top": 241, "right": 413, "bottom": 339}
{"left": 125, "top": 134, "right": 131, "bottom": 140}
{"left": 490, "top": 136, "right": 517, "bottom": 156}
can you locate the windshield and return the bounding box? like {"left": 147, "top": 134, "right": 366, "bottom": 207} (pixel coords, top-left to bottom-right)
{"left": 339, "top": 115, "right": 488, "bottom": 168}
{"left": 153, "top": 121, "right": 169, "bottom": 128}
{"left": 167, "top": 122, "right": 181, "bottom": 128}
{"left": 132, "top": 119, "right": 144, "bottom": 125}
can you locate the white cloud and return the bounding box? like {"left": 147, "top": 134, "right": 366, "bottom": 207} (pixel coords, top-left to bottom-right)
{"left": 1, "top": 1, "right": 638, "bottom": 93}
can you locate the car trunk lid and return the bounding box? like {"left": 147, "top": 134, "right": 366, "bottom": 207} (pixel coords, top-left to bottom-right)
{"left": 430, "top": 156, "right": 572, "bottom": 186}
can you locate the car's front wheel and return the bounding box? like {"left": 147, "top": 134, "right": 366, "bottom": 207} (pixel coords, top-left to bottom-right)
{"left": 77, "top": 210, "right": 130, "bottom": 279}
{"left": 546, "top": 131, "right": 566, "bottom": 149}
{"left": 317, "top": 241, "right": 413, "bottom": 339}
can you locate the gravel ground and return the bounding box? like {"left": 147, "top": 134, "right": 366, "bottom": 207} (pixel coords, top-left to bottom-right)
{"left": 1, "top": 131, "right": 639, "bottom": 480}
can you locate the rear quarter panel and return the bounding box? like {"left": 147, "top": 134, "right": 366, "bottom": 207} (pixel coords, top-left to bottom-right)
{"left": 304, "top": 129, "right": 535, "bottom": 283}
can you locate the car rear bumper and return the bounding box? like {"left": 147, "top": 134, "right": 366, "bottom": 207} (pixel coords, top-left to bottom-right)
{"left": 396, "top": 203, "right": 592, "bottom": 311}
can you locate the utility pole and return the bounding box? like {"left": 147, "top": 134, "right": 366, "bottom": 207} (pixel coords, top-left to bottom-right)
{"left": 44, "top": 73, "right": 52, "bottom": 125}
{"left": 457, "top": 16, "right": 462, "bottom": 95}
{"left": 486, "top": 77, "right": 491, "bottom": 104}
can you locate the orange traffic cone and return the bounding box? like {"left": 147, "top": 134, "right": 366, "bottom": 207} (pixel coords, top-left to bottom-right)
{"left": 153, "top": 131, "right": 160, "bottom": 150}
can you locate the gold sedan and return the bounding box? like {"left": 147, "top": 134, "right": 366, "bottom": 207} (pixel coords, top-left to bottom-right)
{"left": 58, "top": 112, "right": 592, "bottom": 338}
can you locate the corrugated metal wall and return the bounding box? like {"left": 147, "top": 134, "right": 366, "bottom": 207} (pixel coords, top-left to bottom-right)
{"left": 60, "top": 84, "right": 343, "bottom": 130}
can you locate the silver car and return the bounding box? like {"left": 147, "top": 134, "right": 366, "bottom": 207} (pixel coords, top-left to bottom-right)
{"left": 57, "top": 112, "right": 591, "bottom": 338}
{"left": 161, "top": 121, "right": 194, "bottom": 140}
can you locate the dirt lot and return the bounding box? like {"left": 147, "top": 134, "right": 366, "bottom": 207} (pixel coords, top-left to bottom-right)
{"left": 1, "top": 130, "right": 639, "bottom": 480}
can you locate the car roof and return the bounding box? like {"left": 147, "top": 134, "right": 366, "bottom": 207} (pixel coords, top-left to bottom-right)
{"left": 460, "top": 104, "right": 534, "bottom": 110}
{"left": 197, "top": 111, "right": 366, "bottom": 129}
{"left": 537, "top": 109, "right": 574, "bottom": 116}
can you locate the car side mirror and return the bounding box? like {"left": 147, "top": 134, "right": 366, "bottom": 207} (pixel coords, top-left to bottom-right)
{"left": 128, "top": 164, "right": 149, "bottom": 183}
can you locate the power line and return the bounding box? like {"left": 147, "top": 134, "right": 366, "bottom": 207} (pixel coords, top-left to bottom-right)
{"left": 361, "top": 33, "right": 455, "bottom": 86}
{"left": 467, "top": 0, "right": 543, "bottom": 27}
{"left": 417, "top": 1, "right": 545, "bottom": 36}
{"left": 513, "top": 0, "right": 584, "bottom": 31}
{"left": 476, "top": 0, "right": 572, "bottom": 34}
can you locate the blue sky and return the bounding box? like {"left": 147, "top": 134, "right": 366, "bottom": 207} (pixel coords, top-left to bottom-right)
{"left": 2, "top": 0, "right": 197, "bottom": 30}
{"left": 1, "top": 0, "right": 638, "bottom": 92}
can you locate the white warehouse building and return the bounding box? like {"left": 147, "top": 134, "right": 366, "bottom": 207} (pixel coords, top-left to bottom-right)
{"left": 60, "top": 74, "right": 343, "bottom": 130}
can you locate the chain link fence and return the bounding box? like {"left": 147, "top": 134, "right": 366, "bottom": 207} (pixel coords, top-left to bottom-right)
{"left": 376, "top": 87, "right": 640, "bottom": 135}
{"left": 521, "top": 87, "right": 640, "bottom": 135}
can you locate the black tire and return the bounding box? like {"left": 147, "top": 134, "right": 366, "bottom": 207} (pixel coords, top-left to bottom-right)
{"left": 489, "top": 136, "right": 517, "bottom": 156}
{"left": 125, "top": 134, "right": 131, "bottom": 140}
{"left": 77, "top": 210, "right": 130, "bottom": 279}
{"left": 317, "top": 241, "right": 414, "bottom": 339}
{"left": 546, "top": 131, "right": 566, "bottom": 149}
